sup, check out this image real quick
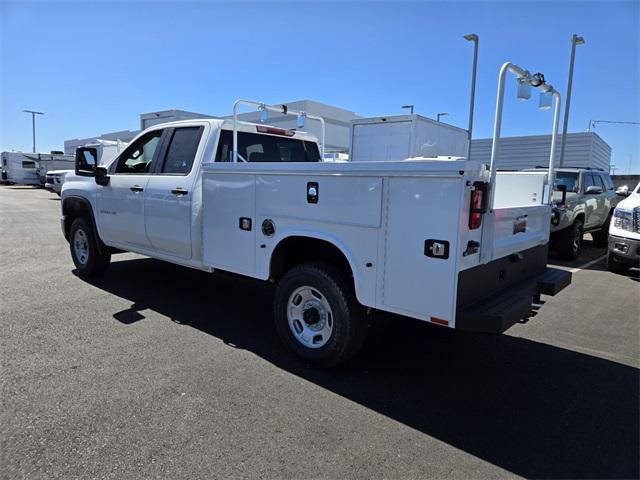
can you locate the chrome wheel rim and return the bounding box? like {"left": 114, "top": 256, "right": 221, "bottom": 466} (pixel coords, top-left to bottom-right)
{"left": 287, "top": 286, "right": 333, "bottom": 349}
{"left": 73, "top": 228, "right": 89, "bottom": 265}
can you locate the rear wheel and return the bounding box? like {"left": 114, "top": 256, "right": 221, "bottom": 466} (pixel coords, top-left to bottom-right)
{"left": 556, "top": 218, "right": 584, "bottom": 260}
{"left": 274, "top": 262, "right": 367, "bottom": 368}
{"left": 69, "top": 217, "right": 111, "bottom": 276}
{"left": 591, "top": 212, "right": 612, "bottom": 247}
{"left": 607, "top": 251, "right": 629, "bottom": 274}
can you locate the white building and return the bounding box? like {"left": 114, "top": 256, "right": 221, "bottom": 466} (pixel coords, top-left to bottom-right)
{"left": 470, "top": 132, "right": 610, "bottom": 171}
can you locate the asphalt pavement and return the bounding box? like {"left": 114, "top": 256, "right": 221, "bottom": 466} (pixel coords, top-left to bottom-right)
{"left": 1, "top": 185, "right": 638, "bottom": 479}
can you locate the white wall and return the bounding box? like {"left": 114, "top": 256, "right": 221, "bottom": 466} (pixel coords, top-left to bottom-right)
{"left": 470, "top": 132, "right": 611, "bottom": 171}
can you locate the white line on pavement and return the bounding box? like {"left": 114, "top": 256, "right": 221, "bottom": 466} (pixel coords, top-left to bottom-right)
{"left": 569, "top": 254, "right": 607, "bottom": 273}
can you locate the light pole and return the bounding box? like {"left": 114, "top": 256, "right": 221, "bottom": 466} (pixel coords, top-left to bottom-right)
{"left": 436, "top": 112, "right": 449, "bottom": 122}
{"left": 23, "top": 110, "right": 44, "bottom": 153}
{"left": 401, "top": 104, "right": 414, "bottom": 114}
{"left": 464, "top": 33, "right": 479, "bottom": 160}
{"left": 589, "top": 119, "right": 640, "bottom": 131}
{"left": 559, "top": 34, "right": 585, "bottom": 167}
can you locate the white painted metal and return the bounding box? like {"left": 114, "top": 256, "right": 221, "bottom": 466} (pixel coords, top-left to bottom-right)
{"left": 62, "top": 95, "right": 557, "bottom": 330}
{"left": 480, "top": 62, "right": 561, "bottom": 264}
{"left": 349, "top": 115, "right": 469, "bottom": 162}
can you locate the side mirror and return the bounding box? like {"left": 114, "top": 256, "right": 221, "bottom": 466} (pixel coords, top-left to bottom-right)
{"left": 75, "top": 147, "right": 98, "bottom": 176}
{"left": 585, "top": 185, "right": 602, "bottom": 195}
{"left": 557, "top": 184, "right": 567, "bottom": 205}
{"left": 95, "top": 166, "right": 110, "bottom": 186}
{"left": 616, "top": 185, "right": 630, "bottom": 196}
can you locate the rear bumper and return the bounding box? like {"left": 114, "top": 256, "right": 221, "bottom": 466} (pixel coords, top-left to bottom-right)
{"left": 455, "top": 244, "right": 571, "bottom": 333}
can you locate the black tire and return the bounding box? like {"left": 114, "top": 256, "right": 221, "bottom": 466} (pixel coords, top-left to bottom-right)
{"left": 556, "top": 218, "right": 584, "bottom": 260}
{"left": 69, "top": 217, "right": 111, "bottom": 276}
{"left": 607, "top": 251, "right": 629, "bottom": 274}
{"left": 274, "top": 262, "right": 367, "bottom": 368}
{"left": 591, "top": 212, "right": 612, "bottom": 247}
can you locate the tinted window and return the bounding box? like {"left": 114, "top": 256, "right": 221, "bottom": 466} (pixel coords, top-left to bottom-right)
{"left": 115, "top": 130, "right": 163, "bottom": 174}
{"left": 583, "top": 174, "right": 597, "bottom": 191}
{"left": 554, "top": 171, "right": 579, "bottom": 193}
{"left": 215, "top": 130, "right": 320, "bottom": 163}
{"left": 601, "top": 173, "right": 615, "bottom": 191}
{"left": 22, "top": 161, "right": 36, "bottom": 169}
{"left": 161, "top": 127, "right": 203, "bottom": 175}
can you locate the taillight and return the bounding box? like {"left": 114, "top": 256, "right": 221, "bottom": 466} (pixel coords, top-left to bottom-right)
{"left": 469, "top": 182, "right": 487, "bottom": 230}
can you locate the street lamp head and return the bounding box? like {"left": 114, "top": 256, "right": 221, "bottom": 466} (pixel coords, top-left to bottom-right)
{"left": 464, "top": 33, "right": 478, "bottom": 42}
{"left": 574, "top": 35, "right": 585, "bottom": 45}
{"left": 23, "top": 110, "right": 44, "bottom": 115}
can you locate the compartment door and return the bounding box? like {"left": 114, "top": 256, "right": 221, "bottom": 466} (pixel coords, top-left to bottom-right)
{"left": 382, "top": 177, "right": 461, "bottom": 321}
{"left": 202, "top": 173, "right": 256, "bottom": 276}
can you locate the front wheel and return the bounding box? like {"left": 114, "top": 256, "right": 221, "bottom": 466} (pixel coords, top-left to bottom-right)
{"left": 274, "top": 263, "right": 367, "bottom": 368}
{"left": 69, "top": 217, "right": 111, "bottom": 276}
{"left": 556, "top": 219, "right": 583, "bottom": 260}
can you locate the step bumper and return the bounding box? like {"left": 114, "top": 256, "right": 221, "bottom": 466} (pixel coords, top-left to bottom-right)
{"left": 455, "top": 267, "right": 572, "bottom": 333}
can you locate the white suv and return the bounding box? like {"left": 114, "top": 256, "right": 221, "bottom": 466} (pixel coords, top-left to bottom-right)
{"left": 608, "top": 183, "right": 640, "bottom": 273}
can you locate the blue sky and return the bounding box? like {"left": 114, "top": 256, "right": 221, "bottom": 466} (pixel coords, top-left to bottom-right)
{"left": 1, "top": 0, "right": 639, "bottom": 172}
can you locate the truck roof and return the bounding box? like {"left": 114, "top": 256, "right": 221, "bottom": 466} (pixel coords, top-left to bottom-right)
{"left": 141, "top": 118, "right": 319, "bottom": 144}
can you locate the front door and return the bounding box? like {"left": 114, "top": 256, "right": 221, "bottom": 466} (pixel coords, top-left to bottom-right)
{"left": 97, "top": 129, "right": 164, "bottom": 248}
{"left": 144, "top": 125, "right": 205, "bottom": 259}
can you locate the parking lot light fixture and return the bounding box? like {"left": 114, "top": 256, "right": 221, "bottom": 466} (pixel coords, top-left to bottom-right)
{"left": 436, "top": 112, "right": 449, "bottom": 122}
{"left": 401, "top": 105, "right": 414, "bottom": 114}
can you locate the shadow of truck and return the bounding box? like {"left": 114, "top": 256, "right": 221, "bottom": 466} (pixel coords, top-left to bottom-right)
{"left": 79, "top": 257, "right": 639, "bottom": 480}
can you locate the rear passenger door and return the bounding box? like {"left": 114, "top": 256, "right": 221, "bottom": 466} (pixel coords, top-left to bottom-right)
{"left": 582, "top": 174, "right": 603, "bottom": 228}
{"left": 144, "top": 125, "right": 205, "bottom": 259}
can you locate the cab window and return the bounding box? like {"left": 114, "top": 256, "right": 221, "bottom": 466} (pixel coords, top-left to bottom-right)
{"left": 215, "top": 130, "right": 320, "bottom": 163}
{"left": 114, "top": 130, "right": 163, "bottom": 174}
{"left": 160, "top": 127, "right": 203, "bottom": 175}
{"left": 583, "top": 174, "right": 597, "bottom": 192}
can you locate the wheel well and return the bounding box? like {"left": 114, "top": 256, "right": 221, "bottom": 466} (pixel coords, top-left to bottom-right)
{"left": 270, "top": 236, "right": 353, "bottom": 282}
{"left": 574, "top": 212, "right": 585, "bottom": 224}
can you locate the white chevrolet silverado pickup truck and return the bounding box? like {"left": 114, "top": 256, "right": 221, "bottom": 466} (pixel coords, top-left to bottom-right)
{"left": 60, "top": 66, "right": 572, "bottom": 367}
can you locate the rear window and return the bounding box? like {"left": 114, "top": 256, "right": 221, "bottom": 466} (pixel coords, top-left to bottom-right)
{"left": 22, "top": 161, "right": 36, "bottom": 169}
{"left": 215, "top": 130, "right": 320, "bottom": 163}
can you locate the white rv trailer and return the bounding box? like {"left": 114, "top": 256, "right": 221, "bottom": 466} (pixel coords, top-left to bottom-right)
{"left": 349, "top": 114, "right": 469, "bottom": 162}
{"left": 1, "top": 152, "right": 41, "bottom": 185}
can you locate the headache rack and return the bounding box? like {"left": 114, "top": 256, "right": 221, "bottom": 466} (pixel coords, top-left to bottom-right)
{"left": 231, "top": 99, "right": 326, "bottom": 163}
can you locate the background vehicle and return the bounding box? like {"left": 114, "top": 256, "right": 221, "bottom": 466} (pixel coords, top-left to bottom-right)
{"left": 46, "top": 140, "right": 127, "bottom": 196}
{"left": 1, "top": 152, "right": 41, "bottom": 185}
{"left": 45, "top": 170, "right": 69, "bottom": 195}
{"left": 60, "top": 65, "right": 571, "bottom": 367}
{"left": 607, "top": 182, "right": 640, "bottom": 273}
{"left": 533, "top": 167, "right": 621, "bottom": 259}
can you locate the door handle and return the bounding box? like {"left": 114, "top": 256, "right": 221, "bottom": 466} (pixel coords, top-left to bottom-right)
{"left": 130, "top": 185, "right": 144, "bottom": 192}
{"left": 171, "top": 188, "right": 188, "bottom": 196}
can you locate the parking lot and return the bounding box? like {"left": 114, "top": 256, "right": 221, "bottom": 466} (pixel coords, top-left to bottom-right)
{"left": 1, "top": 185, "right": 638, "bottom": 479}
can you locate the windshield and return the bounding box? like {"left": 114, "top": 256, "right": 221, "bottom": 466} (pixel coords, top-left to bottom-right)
{"left": 554, "top": 171, "right": 579, "bottom": 193}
